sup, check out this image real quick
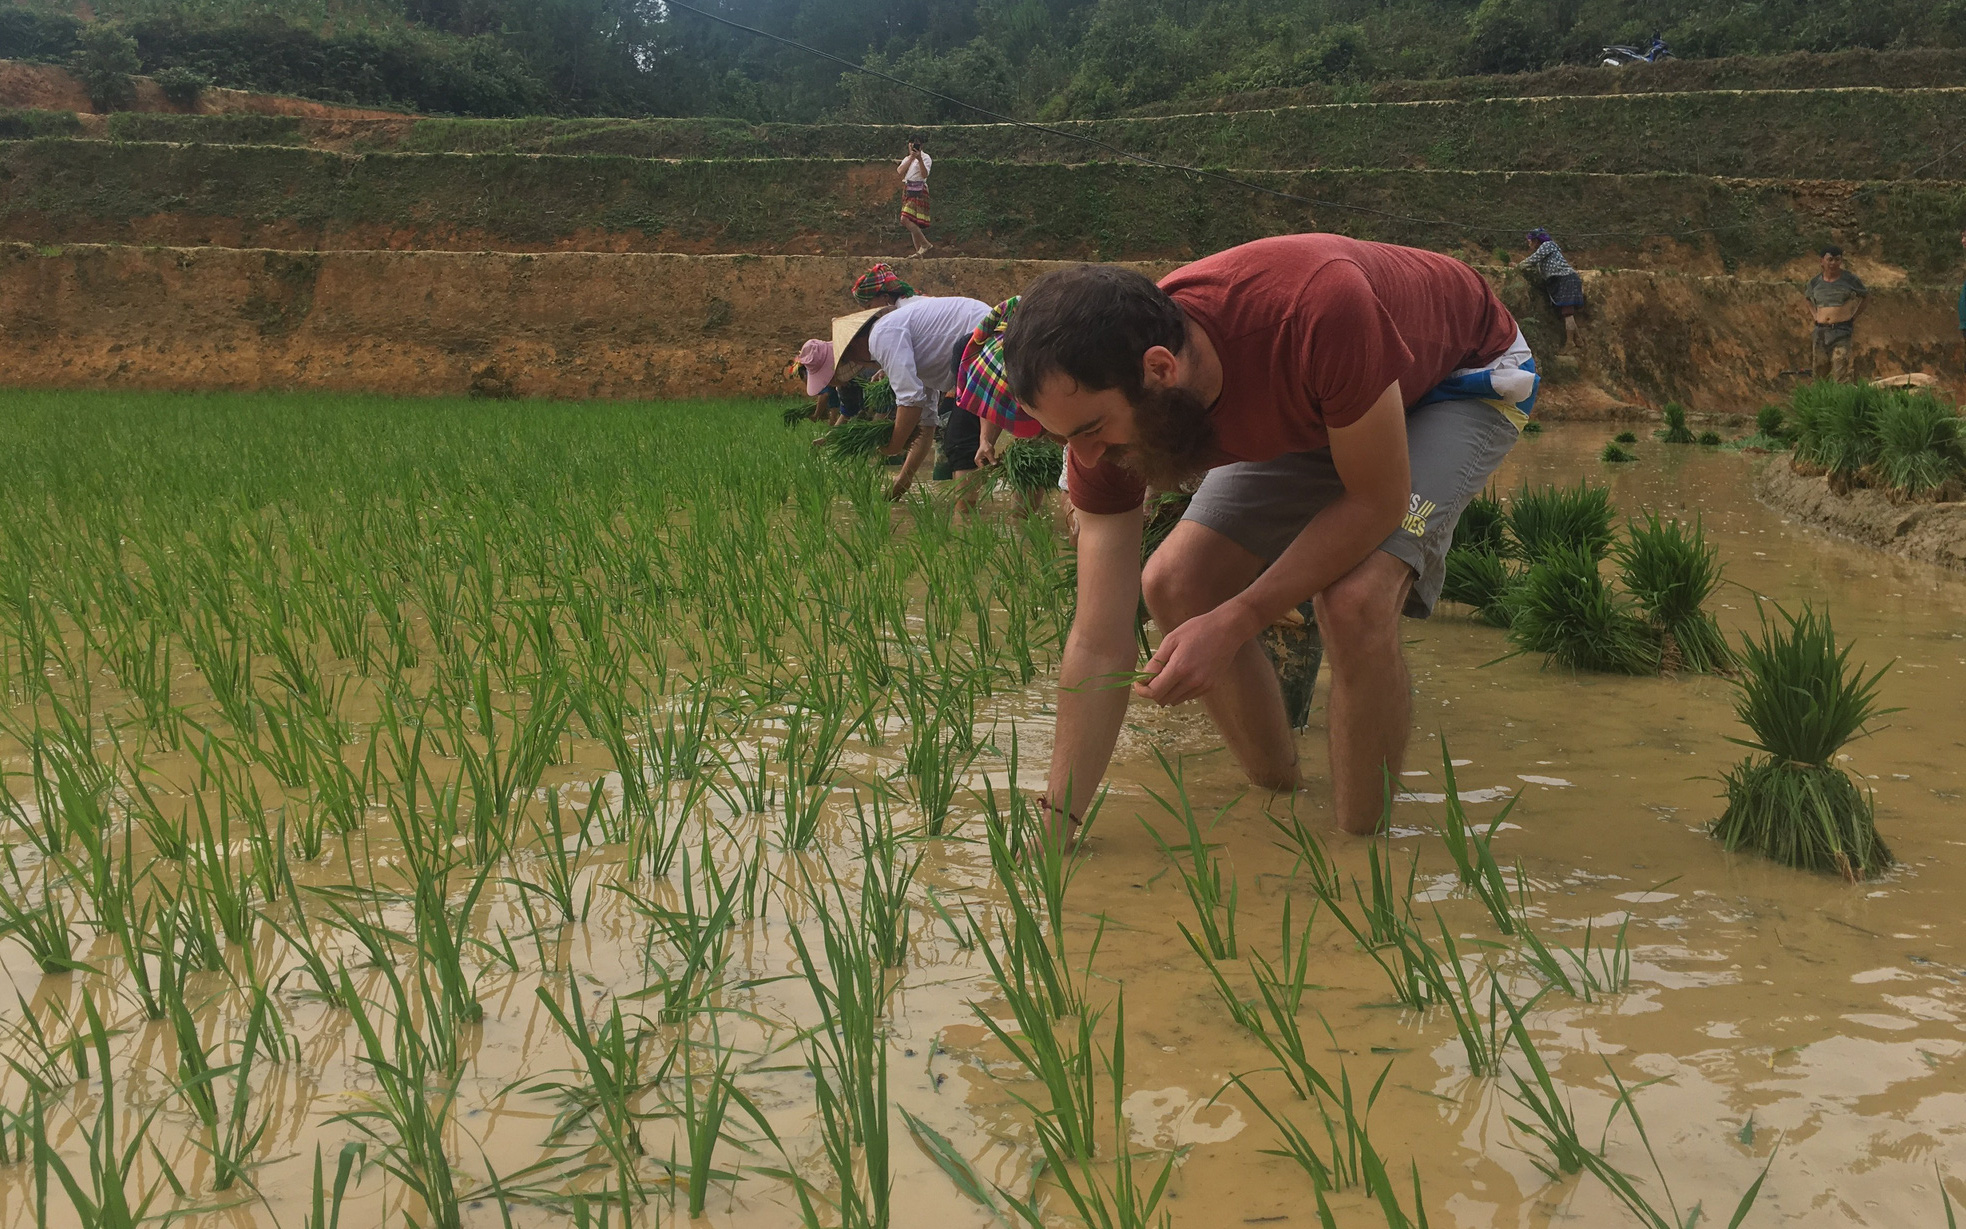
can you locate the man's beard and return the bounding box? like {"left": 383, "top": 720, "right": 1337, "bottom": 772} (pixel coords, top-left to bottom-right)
{"left": 1112, "top": 384, "right": 1216, "bottom": 490}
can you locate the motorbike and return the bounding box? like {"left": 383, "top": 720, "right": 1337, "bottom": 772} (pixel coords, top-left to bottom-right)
{"left": 1601, "top": 35, "right": 1672, "bottom": 66}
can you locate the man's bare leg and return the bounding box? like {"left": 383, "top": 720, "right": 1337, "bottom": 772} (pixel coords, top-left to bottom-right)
{"left": 1312, "top": 552, "right": 1416, "bottom": 834}
{"left": 1141, "top": 521, "right": 1297, "bottom": 790}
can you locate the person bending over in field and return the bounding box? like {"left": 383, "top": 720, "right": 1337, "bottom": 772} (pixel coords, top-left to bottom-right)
{"left": 806, "top": 293, "right": 991, "bottom": 500}
{"left": 1003, "top": 234, "right": 1537, "bottom": 839}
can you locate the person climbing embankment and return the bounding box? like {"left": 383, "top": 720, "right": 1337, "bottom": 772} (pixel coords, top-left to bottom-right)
{"left": 1517, "top": 228, "right": 1586, "bottom": 349}
{"left": 898, "top": 139, "right": 933, "bottom": 258}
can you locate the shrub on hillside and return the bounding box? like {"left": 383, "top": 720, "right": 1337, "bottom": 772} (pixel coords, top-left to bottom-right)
{"left": 70, "top": 24, "right": 141, "bottom": 112}
{"left": 155, "top": 65, "right": 209, "bottom": 107}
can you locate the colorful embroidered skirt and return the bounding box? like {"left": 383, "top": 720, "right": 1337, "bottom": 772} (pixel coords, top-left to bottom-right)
{"left": 900, "top": 186, "right": 931, "bottom": 230}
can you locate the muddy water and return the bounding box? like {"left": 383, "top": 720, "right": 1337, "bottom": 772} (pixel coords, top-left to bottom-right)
{"left": 2, "top": 425, "right": 1964, "bottom": 1228}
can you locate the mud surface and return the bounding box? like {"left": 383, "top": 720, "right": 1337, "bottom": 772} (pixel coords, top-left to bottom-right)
{"left": 1756, "top": 459, "right": 1966, "bottom": 569}
{"left": 1, "top": 421, "right": 1962, "bottom": 1228}
{"left": 4, "top": 242, "right": 1959, "bottom": 412}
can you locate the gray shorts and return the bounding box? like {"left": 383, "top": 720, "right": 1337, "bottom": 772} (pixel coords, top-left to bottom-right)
{"left": 1182, "top": 398, "right": 1520, "bottom": 618}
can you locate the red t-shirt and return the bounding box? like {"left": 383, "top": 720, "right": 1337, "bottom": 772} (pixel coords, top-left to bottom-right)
{"left": 1068, "top": 235, "right": 1519, "bottom": 514}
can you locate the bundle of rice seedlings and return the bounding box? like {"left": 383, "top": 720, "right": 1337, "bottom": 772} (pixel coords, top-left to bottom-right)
{"left": 862, "top": 374, "right": 896, "bottom": 417}
{"left": 781, "top": 400, "right": 818, "bottom": 427}
{"left": 1613, "top": 513, "right": 1732, "bottom": 674}
{"left": 1755, "top": 403, "right": 1786, "bottom": 440}
{"left": 1873, "top": 389, "right": 1964, "bottom": 499}
{"left": 1441, "top": 548, "right": 1516, "bottom": 626}
{"left": 1451, "top": 488, "right": 1508, "bottom": 555}
{"left": 1508, "top": 544, "right": 1658, "bottom": 673}
{"left": 1786, "top": 380, "right": 1845, "bottom": 469}
{"left": 1507, "top": 481, "right": 1615, "bottom": 565}
{"left": 1601, "top": 442, "right": 1636, "bottom": 463}
{"left": 1657, "top": 402, "right": 1695, "bottom": 444}
{"left": 1697, "top": 431, "right": 1723, "bottom": 446}
{"left": 1712, "top": 605, "right": 1894, "bottom": 880}
{"left": 1000, "top": 438, "right": 1065, "bottom": 493}
{"left": 1614, "top": 430, "right": 1639, "bottom": 444}
{"left": 1521, "top": 420, "right": 1544, "bottom": 436}
{"left": 823, "top": 418, "right": 900, "bottom": 460}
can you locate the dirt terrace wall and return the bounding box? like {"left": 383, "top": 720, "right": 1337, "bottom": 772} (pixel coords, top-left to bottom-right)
{"left": 54, "top": 89, "right": 1966, "bottom": 181}
{"left": 1756, "top": 462, "right": 1966, "bottom": 570}
{"left": 0, "top": 59, "right": 404, "bottom": 119}
{"left": 1135, "top": 47, "right": 1966, "bottom": 113}
{"left": 4, "top": 244, "right": 1959, "bottom": 410}
{"left": 10, "top": 139, "right": 1966, "bottom": 275}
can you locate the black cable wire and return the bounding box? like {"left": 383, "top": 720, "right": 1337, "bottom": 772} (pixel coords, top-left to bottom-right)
{"left": 664, "top": 0, "right": 1779, "bottom": 244}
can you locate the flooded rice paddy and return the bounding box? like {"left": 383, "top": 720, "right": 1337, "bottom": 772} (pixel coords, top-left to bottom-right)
{"left": 0, "top": 393, "right": 1961, "bottom": 1228}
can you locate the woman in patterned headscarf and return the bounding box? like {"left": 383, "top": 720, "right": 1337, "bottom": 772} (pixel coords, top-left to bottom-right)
{"left": 850, "top": 263, "right": 915, "bottom": 308}
{"left": 1518, "top": 227, "right": 1586, "bottom": 348}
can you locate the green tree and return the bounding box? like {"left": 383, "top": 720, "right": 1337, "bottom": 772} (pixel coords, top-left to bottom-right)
{"left": 70, "top": 23, "right": 141, "bottom": 112}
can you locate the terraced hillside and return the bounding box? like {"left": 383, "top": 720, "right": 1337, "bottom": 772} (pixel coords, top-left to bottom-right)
{"left": 4, "top": 52, "right": 1965, "bottom": 409}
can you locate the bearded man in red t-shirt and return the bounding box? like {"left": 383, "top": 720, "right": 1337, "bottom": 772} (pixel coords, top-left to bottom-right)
{"left": 1003, "top": 234, "right": 1538, "bottom": 837}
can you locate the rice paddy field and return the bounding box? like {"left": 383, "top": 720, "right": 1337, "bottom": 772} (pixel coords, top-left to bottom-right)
{"left": 0, "top": 391, "right": 1961, "bottom": 1228}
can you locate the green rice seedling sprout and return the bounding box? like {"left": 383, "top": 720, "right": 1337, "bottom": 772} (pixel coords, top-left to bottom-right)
{"left": 823, "top": 419, "right": 904, "bottom": 461}
{"left": 1440, "top": 547, "right": 1516, "bottom": 625}
{"left": 303, "top": 1142, "right": 366, "bottom": 1229}
{"left": 673, "top": 1034, "right": 775, "bottom": 1218}
{"left": 2, "top": 991, "right": 88, "bottom": 1095}
{"left": 1265, "top": 800, "right": 1341, "bottom": 899}
{"left": 1433, "top": 747, "right": 1519, "bottom": 935}
{"left": 1584, "top": 1057, "right": 1777, "bottom": 1229}
{"left": 1220, "top": 1018, "right": 1389, "bottom": 1191}
{"left": 1614, "top": 430, "right": 1640, "bottom": 445}
{"left": 172, "top": 972, "right": 279, "bottom": 1192}
{"left": 1614, "top": 513, "right": 1733, "bottom": 674}
{"left": 503, "top": 788, "right": 597, "bottom": 925}
{"left": 853, "top": 788, "right": 923, "bottom": 969}
{"left": 999, "top": 995, "right": 1177, "bottom": 1229}
{"left": 1495, "top": 985, "right": 1588, "bottom": 1178}
{"left": 331, "top": 968, "right": 466, "bottom": 1229}
{"left": 786, "top": 861, "right": 892, "bottom": 1224}
{"left": 1384, "top": 914, "right": 1507, "bottom": 1076}
{"left": 1508, "top": 544, "right": 1660, "bottom": 674}
{"left": 0, "top": 845, "right": 84, "bottom": 975}
{"left": 1452, "top": 488, "right": 1508, "bottom": 556}
{"left": 900, "top": 1108, "right": 1001, "bottom": 1216}
{"left": 1600, "top": 441, "right": 1637, "bottom": 463}
{"left": 1505, "top": 481, "right": 1615, "bottom": 564}
{"left": 1142, "top": 749, "right": 1241, "bottom": 959}
{"left": 972, "top": 907, "right": 1102, "bottom": 1162}
{"left": 782, "top": 399, "right": 819, "bottom": 427}
{"left": 1713, "top": 604, "right": 1895, "bottom": 879}
{"left": 1000, "top": 437, "right": 1065, "bottom": 495}
{"left": 521, "top": 977, "right": 664, "bottom": 1203}
{"left": 1874, "top": 389, "right": 1964, "bottom": 498}
{"left": 35, "top": 993, "right": 184, "bottom": 1229}
{"left": 1657, "top": 402, "right": 1695, "bottom": 444}
{"left": 617, "top": 845, "right": 738, "bottom": 1024}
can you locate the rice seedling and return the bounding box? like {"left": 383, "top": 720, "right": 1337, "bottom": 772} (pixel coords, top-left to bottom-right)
{"left": 972, "top": 907, "right": 1102, "bottom": 1163}
{"left": 1614, "top": 513, "right": 1733, "bottom": 674}
{"left": 1791, "top": 379, "right": 1886, "bottom": 480}
{"left": 1440, "top": 547, "right": 1516, "bottom": 624}
{"left": 1494, "top": 985, "right": 1590, "bottom": 1178}
{"left": 504, "top": 788, "right": 598, "bottom": 925}
{"left": 171, "top": 971, "right": 279, "bottom": 1192}
{"left": 1432, "top": 749, "right": 1519, "bottom": 935}
{"left": 1614, "top": 430, "right": 1640, "bottom": 445}
{"left": 1697, "top": 431, "right": 1724, "bottom": 446}
{"left": 672, "top": 1035, "right": 773, "bottom": 1218}
{"left": 1657, "top": 402, "right": 1696, "bottom": 444}
{"left": 1000, "top": 437, "right": 1065, "bottom": 494}
{"left": 1142, "top": 750, "right": 1241, "bottom": 960}
{"left": 331, "top": 968, "right": 466, "bottom": 1229}
{"left": 0, "top": 845, "right": 84, "bottom": 975}
{"left": 1265, "top": 800, "right": 1341, "bottom": 899}
{"left": 1873, "top": 389, "right": 1964, "bottom": 498}
{"left": 1221, "top": 1021, "right": 1389, "bottom": 1192}
{"left": 1756, "top": 403, "right": 1787, "bottom": 440}
{"left": 1587, "top": 1057, "right": 1776, "bottom": 1229}
{"left": 1713, "top": 604, "right": 1895, "bottom": 879}
{"left": 303, "top": 1142, "right": 366, "bottom": 1229}
{"left": 520, "top": 978, "right": 664, "bottom": 1203}
{"left": 852, "top": 788, "right": 923, "bottom": 969}
{"left": 823, "top": 419, "right": 903, "bottom": 461}
{"left": 782, "top": 399, "right": 819, "bottom": 426}
{"left": 1514, "top": 910, "right": 1634, "bottom": 1001}
{"left": 1600, "top": 441, "right": 1637, "bottom": 463}
{"left": 1508, "top": 545, "right": 1660, "bottom": 674}
{"left": 1505, "top": 481, "right": 1615, "bottom": 564}
{"left": 616, "top": 846, "right": 739, "bottom": 1025}
{"left": 899, "top": 1109, "right": 1001, "bottom": 1216}
{"left": 998, "top": 996, "right": 1177, "bottom": 1229}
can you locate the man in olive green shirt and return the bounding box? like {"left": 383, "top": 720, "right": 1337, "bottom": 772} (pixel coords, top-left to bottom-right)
{"left": 1804, "top": 245, "right": 1867, "bottom": 383}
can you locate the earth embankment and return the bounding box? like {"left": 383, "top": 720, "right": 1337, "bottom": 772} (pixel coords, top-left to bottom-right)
{"left": 4, "top": 242, "right": 1954, "bottom": 410}
{"left": 1755, "top": 460, "right": 1966, "bottom": 569}
{"left": 9, "top": 139, "right": 1966, "bottom": 274}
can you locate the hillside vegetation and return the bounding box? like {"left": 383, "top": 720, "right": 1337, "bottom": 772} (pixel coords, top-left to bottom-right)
{"left": 4, "top": 0, "right": 1966, "bottom": 120}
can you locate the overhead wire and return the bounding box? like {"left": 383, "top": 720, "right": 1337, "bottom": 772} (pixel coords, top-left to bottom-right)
{"left": 661, "top": 0, "right": 1858, "bottom": 244}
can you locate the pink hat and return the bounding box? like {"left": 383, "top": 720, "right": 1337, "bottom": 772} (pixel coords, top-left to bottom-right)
{"left": 798, "top": 339, "right": 836, "bottom": 395}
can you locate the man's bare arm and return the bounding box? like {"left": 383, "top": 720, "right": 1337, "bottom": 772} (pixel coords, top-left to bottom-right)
{"left": 1046, "top": 504, "right": 1145, "bottom": 824}
{"left": 1137, "top": 382, "right": 1409, "bottom": 706}
{"left": 886, "top": 402, "right": 923, "bottom": 455}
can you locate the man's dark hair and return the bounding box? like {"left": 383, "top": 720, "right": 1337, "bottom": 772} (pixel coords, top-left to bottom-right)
{"left": 1004, "top": 265, "right": 1186, "bottom": 403}
{"left": 1820, "top": 244, "right": 1843, "bottom": 257}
